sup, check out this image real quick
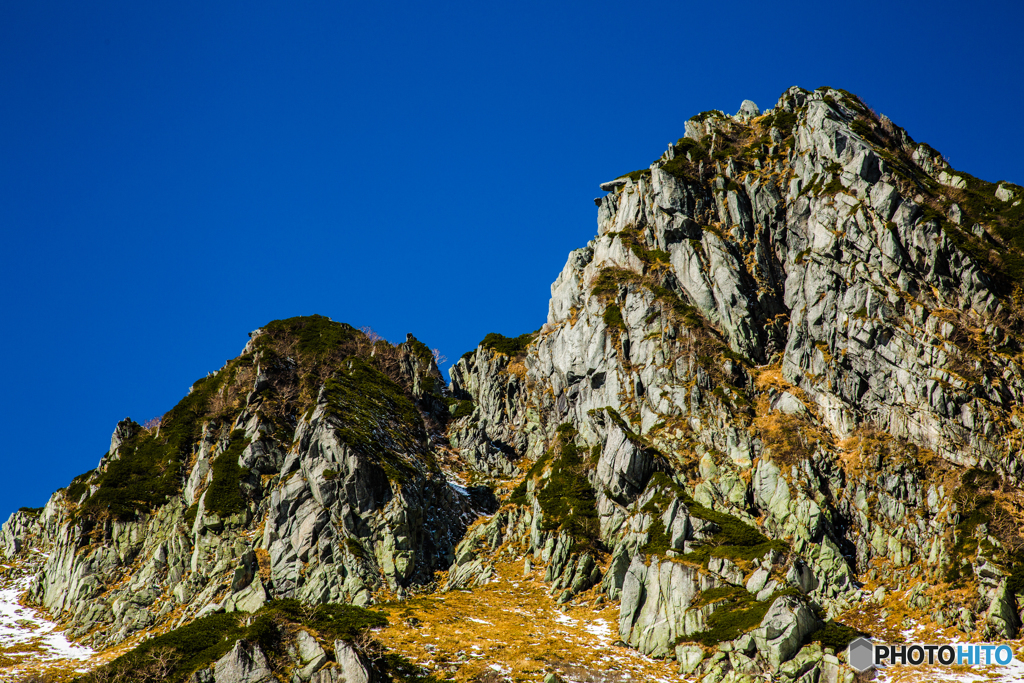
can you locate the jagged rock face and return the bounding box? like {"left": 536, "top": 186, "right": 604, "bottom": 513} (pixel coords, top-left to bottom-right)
{"left": 442, "top": 86, "right": 1024, "bottom": 675}
{"left": 4, "top": 87, "right": 1024, "bottom": 682}
{"left": 583, "top": 87, "right": 1024, "bottom": 475}
{"left": 447, "top": 347, "right": 539, "bottom": 477}
{"left": 1, "top": 317, "right": 480, "bottom": 649}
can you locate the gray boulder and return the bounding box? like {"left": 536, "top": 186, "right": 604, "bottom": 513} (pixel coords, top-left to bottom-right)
{"left": 213, "top": 640, "right": 273, "bottom": 683}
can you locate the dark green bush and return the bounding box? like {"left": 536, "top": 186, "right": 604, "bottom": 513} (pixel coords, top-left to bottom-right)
{"left": 536, "top": 424, "right": 600, "bottom": 549}
{"left": 444, "top": 397, "right": 475, "bottom": 420}
{"left": 267, "top": 599, "right": 388, "bottom": 642}
{"left": 77, "top": 600, "right": 391, "bottom": 683}
{"left": 639, "top": 517, "right": 671, "bottom": 555}
{"left": 760, "top": 111, "right": 797, "bottom": 138}
{"left": 261, "top": 315, "right": 358, "bottom": 360}
{"left": 690, "top": 110, "right": 725, "bottom": 123}
{"left": 204, "top": 430, "right": 251, "bottom": 517}
{"left": 674, "top": 138, "right": 707, "bottom": 160}
{"left": 405, "top": 336, "right": 434, "bottom": 365}
{"left": 479, "top": 331, "right": 537, "bottom": 357}
{"left": 622, "top": 169, "right": 650, "bottom": 181}
{"left": 183, "top": 504, "right": 198, "bottom": 528}
{"left": 680, "top": 495, "right": 789, "bottom": 564}
{"left": 590, "top": 268, "right": 640, "bottom": 299}
{"left": 603, "top": 304, "right": 625, "bottom": 330}
{"left": 323, "top": 357, "right": 425, "bottom": 459}
{"left": 65, "top": 469, "right": 94, "bottom": 501}
{"left": 810, "top": 620, "right": 866, "bottom": 650}
{"left": 684, "top": 588, "right": 802, "bottom": 645}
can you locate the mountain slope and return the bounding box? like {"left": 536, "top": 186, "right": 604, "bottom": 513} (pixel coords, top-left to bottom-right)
{"left": 4, "top": 86, "right": 1024, "bottom": 683}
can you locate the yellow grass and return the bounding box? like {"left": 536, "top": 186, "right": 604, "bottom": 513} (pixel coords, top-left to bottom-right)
{"left": 375, "top": 559, "right": 685, "bottom": 682}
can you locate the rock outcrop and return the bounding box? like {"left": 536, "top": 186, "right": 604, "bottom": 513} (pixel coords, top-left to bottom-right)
{"left": 2, "top": 317, "right": 481, "bottom": 649}
{"left": 5, "top": 86, "right": 1024, "bottom": 682}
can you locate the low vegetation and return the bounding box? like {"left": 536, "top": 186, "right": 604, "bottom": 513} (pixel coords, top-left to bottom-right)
{"left": 945, "top": 467, "right": 1024, "bottom": 587}
{"left": 323, "top": 357, "right": 431, "bottom": 481}
{"left": 510, "top": 424, "right": 600, "bottom": 551}
{"left": 203, "top": 430, "right": 252, "bottom": 517}
{"left": 73, "top": 600, "right": 405, "bottom": 683}
{"left": 479, "top": 331, "right": 538, "bottom": 358}
{"left": 603, "top": 304, "right": 625, "bottom": 330}
{"left": 809, "top": 619, "right": 866, "bottom": 650}
{"left": 683, "top": 586, "right": 803, "bottom": 646}
{"left": 444, "top": 396, "right": 474, "bottom": 420}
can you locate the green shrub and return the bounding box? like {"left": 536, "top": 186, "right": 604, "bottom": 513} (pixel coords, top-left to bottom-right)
{"left": 810, "top": 620, "right": 866, "bottom": 650}
{"left": 674, "top": 138, "right": 707, "bottom": 160}
{"left": 479, "top": 331, "right": 537, "bottom": 357}
{"left": 680, "top": 495, "right": 789, "bottom": 564}
{"left": 820, "top": 176, "right": 844, "bottom": 195}
{"left": 603, "top": 304, "right": 625, "bottom": 330}
{"left": 628, "top": 241, "right": 671, "bottom": 265}
{"left": 323, "top": 357, "right": 425, "bottom": 465}
{"left": 660, "top": 139, "right": 708, "bottom": 182}
{"left": 77, "top": 600, "right": 390, "bottom": 683}
{"left": 535, "top": 425, "right": 600, "bottom": 549}
{"left": 261, "top": 315, "right": 358, "bottom": 360}
{"left": 444, "top": 397, "right": 475, "bottom": 420}
{"left": 684, "top": 588, "right": 803, "bottom": 645}
{"left": 639, "top": 517, "right": 671, "bottom": 555}
{"left": 690, "top": 110, "right": 725, "bottom": 123}
{"left": 622, "top": 169, "right": 650, "bottom": 182}
{"left": 183, "top": 504, "right": 198, "bottom": 528}
{"left": 590, "top": 268, "right": 640, "bottom": 299}
{"left": 65, "top": 469, "right": 94, "bottom": 501}
{"left": 204, "top": 430, "right": 251, "bottom": 517}
{"left": 267, "top": 599, "right": 388, "bottom": 642}
{"left": 761, "top": 111, "right": 797, "bottom": 138}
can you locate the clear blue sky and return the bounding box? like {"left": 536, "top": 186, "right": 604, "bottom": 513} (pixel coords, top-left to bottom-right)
{"left": 2, "top": 0, "right": 1022, "bottom": 520}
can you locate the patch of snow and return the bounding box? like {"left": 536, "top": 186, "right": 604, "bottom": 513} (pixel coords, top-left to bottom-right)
{"left": 583, "top": 617, "right": 613, "bottom": 644}
{"left": 0, "top": 574, "right": 94, "bottom": 667}
{"left": 553, "top": 611, "right": 577, "bottom": 626}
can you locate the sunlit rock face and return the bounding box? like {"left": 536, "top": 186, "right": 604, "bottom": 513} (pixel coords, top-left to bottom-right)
{"left": 6, "top": 87, "right": 1024, "bottom": 682}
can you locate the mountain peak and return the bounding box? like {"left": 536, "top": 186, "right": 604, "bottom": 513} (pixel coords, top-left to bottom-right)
{"left": 5, "top": 87, "right": 1024, "bottom": 682}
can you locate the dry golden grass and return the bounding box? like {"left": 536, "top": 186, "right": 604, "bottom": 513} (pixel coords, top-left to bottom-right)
{"left": 255, "top": 548, "right": 272, "bottom": 583}
{"left": 832, "top": 560, "right": 1024, "bottom": 682}
{"left": 506, "top": 360, "right": 528, "bottom": 381}
{"left": 375, "top": 559, "right": 684, "bottom": 683}
{"left": 752, "top": 363, "right": 796, "bottom": 394}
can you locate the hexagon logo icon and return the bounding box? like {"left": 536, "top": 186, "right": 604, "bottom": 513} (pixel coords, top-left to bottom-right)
{"left": 848, "top": 637, "right": 874, "bottom": 672}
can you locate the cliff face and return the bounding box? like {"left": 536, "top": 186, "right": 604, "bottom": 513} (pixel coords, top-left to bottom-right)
{"left": 2, "top": 317, "right": 485, "bottom": 651}
{"left": 444, "top": 87, "right": 1024, "bottom": 676}
{"left": 4, "top": 86, "right": 1024, "bottom": 683}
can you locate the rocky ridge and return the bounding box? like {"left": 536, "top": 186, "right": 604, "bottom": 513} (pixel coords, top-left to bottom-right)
{"left": 4, "top": 86, "right": 1024, "bottom": 683}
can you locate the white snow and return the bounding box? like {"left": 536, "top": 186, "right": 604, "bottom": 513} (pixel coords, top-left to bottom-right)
{"left": 582, "top": 617, "right": 613, "bottom": 644}
{"left": 553, "top": 611, "right": 577, "bottom": 626}
{"left": 0, "top": 573, "right": 94, "bottom": 668}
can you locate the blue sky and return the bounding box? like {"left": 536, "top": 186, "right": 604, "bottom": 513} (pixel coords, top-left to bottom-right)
{"left": 2, "top": 0, "right": 1022, "bottom": 520}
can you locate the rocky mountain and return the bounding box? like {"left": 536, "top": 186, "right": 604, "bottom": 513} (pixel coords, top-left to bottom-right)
{"left": 3, "top": 85, "right": 1024, "bottom": 683}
